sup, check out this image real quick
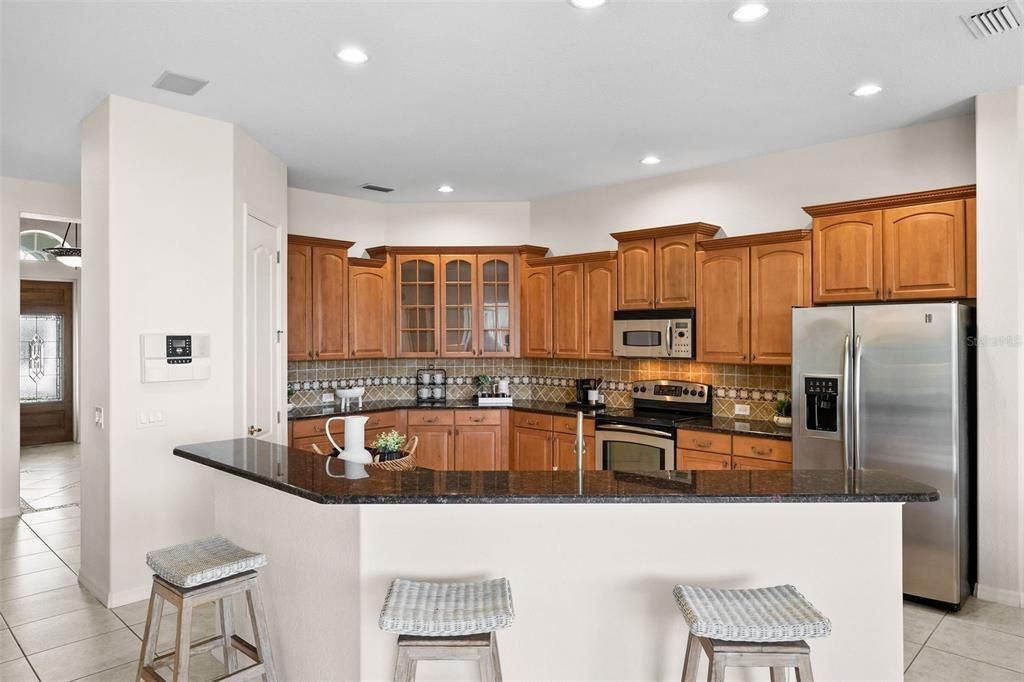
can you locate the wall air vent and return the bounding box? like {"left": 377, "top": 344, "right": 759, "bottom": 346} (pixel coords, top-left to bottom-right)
{"left": 360, "top": 184, "right": 395, "bottom": 193}
{"left": 152, "top": 71, "right": 209, "bottom": 96}
{"left": 962, "top": 2, "right": 1022, "bottom": 37}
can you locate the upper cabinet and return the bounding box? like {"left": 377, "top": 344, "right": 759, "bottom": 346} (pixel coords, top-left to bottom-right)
{"left": 521, "top": 252, "right": 618, "bottom": 360}
{"left": 697, "top": 231, "right": 811, "bottom": 365}
{"left": 804, "top": 185, "right": 976, "bottom": 304}
{"left": 966, "top": 197, "right": 977, "bottom": 298}
{"left": 612, "top": 223, "right": 720, "bottom": 310}
{"left": 287, "top": 235, "right": 354, "bottom": 361}
{"left": 370, "top": 246, "right": 536, "bottom": 359}
{"left": 348, "top": 257, "right": 393, "bottom": 358}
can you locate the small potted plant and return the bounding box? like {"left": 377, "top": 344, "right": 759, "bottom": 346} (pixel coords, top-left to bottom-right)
{"left": 474, "top": 374, "right": 493, "bottom": 396}
{"left": 773, "top": 398, "right": 793, "bottom": 427}
{"left": 370, "top": 430, "right": 407, "bottom": 462}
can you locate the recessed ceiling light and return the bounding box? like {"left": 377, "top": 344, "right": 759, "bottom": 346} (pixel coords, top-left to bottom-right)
{"left": 337, "top": 47, "right": 368, "bottom": 65}
{"left": 851, "top": 83, "right": 883, "bottom": 97}
{"left": 568, "top": 0, "right": 606, "bottom": 8}
{"left": 437, "top": 185, "right": 455, "bottom": 193}
{"left": 731, "top": 3, "right": 769, "bottom": 22}
{"left": 640, "top": 155, "right": 662, "bottom": 166}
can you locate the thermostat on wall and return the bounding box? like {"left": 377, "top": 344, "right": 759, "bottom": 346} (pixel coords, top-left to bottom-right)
{"left": 140, "top": 333, "right": 211, "bottom": 383}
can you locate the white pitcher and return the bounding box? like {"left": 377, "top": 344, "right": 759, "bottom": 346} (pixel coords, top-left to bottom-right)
{"left": 325, "top": 415, "right": 373, "bottom": 479}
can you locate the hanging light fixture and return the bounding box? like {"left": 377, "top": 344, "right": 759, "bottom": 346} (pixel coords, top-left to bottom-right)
{"left": 44, "top": 222, "right": 82, "bottom": 268}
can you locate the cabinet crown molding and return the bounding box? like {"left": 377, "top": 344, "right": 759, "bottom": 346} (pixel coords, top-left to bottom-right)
{"left": 610, "top": 222, "right": 722, "bottom": 242}
{"left": 697, "top": 229, "right": 811, "bottom": 251}
{"left": 288, "top": 235, "right": 355, "bottom": 249}
{"left": 348, "top": 256, "right": 388, "bottom": 268}
{"left": 802, "top": 185, "right": 976, "bottom": 218}
{"left": 367, "top": 244, "right": 548, "bottom": 257}
{"left": 526, "top": 250, "right": 618, "bottom": 267}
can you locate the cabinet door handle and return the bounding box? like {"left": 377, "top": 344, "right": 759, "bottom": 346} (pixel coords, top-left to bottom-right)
{"left": 695, "top": 439, "right": 712, "bottom": 448}
{"left": 753, "top": 447, "right": 773, "bottom": 456}
{"left": 887, "top": 288, "right": 893, "bottom": 297}
{"left": 721, "top": 460, "right": 729, "bottom": 469}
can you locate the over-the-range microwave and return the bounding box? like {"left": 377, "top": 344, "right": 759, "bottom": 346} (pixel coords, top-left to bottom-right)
{"left": 612, "top": 308, "right": 694, "bottom": 359}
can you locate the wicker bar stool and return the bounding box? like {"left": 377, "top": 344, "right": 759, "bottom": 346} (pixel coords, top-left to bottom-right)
{"left": 137, "top": 536, "right": 277, "bottom": 682}
{"left": 379, "top": 578, "right": 515, "bottom": 682}
{"left": 674, "top": 584, "right": 831, "bottom": 682}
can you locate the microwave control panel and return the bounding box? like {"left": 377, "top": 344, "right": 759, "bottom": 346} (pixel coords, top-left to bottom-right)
{"left": 670, "top": 320, "right": 692, "bottom": 357}
{"left": 140, "top": 333, "right": 211, "bottom": 383}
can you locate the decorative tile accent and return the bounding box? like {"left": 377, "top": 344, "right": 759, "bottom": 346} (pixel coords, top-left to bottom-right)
{"left": 287, "top": 358, "right": 790, "bottom": 418}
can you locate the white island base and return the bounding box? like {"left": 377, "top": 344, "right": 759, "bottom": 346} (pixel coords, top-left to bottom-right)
{"left": 212, "top": 472, "right": 905, "bottom": 682}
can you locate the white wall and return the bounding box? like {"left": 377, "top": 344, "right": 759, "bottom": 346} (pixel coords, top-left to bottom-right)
{"left": 530, "top": 115, "right": 977, "bottom": 253}
{"left": 975, "top": 87, "right": 1024, "bottom": 608}
{"left": 0, "top": 177, "right": 80, "bottom": 518}
{"left": 287, "top": 188, "right": 531, "bottom": 257}
{"left": 79, "top": 96, "right": 287, "bottom": 605}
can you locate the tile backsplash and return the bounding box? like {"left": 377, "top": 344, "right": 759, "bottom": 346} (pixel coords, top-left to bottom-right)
{"left": 289, "top": 358, "right": 790, "bottom": 421}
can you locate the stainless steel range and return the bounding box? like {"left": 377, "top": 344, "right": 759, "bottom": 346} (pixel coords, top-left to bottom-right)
{"left": 595, "top": 379, "right": 712, "bottom": 471}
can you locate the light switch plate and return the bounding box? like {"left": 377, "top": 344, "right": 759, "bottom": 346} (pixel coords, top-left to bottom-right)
{"left": 734, "top": 404, "right": 751, "bottom": 416}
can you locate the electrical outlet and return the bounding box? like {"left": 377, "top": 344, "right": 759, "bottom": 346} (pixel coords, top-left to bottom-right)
{"left": 734, "top": 404, "right": 751, "bottom": 417}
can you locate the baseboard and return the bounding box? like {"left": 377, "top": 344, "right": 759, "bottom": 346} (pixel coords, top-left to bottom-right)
{"left": 106, "top": 584, "right": 153, "bottom": 610}
{"left": 975, "top": 583, "right": 1024, "bottom": 608}
{"left": 76, "top": 571, "right": 110, "bottom": 606}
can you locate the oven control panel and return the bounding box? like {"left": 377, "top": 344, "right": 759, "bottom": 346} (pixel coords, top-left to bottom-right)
{"left": 631, "top": 380, "right": 710, "bottom": 404}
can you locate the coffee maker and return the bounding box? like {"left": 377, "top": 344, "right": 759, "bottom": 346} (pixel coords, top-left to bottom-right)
{"left": 569, "top": 378, "right": 602, "bottom": 408}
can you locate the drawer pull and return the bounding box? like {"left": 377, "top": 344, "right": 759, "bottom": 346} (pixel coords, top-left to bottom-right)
{"left": 424, "top": 417, "right": 438, "bottom": 423}
{"left": 527, "top": 419, "right": 538, "bottom": 426}
{"left": 753, "top": 447, "right": 773, "bottom": 456}
{"left": 314, "top": 426, "right": 323, "bottom": 433}
{"left": 470, "top": 416, "right": 484, "bottom": 423}
{"left": 695, "top": 439, "right": 712, "bottom": 448}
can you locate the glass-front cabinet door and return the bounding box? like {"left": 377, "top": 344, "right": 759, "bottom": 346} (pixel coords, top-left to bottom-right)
{"left": 478, "top": 255, "right": 516, "bottom": 357}
{"left": 397, "top": 255, "right": 439, "bottom": 357}
{"left": 441, "top": 255, "right": 477, "bottom": 357}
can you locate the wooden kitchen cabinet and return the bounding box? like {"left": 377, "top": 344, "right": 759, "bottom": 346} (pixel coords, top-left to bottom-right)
{"left": 407, "top": 424, "right": 453, "bottom": 471}
{"left": 804, "top": 185, "right": 976, "bottom": 304}
{"left": 584, "top": 259, "right": 617, "bottom": 359}
{"left": 521, "top": 264, "right": 554, "bottom": 358}
{"left": 454, "top": 425, "right": 501, "bottom": 471}
{"left": 616, "top": 238, "right": 655, "bottom": 309}
{"left": 511, "top": 426, "right": 554, "bottom": 470}
{"left": 883, "top": 200, "right": 966, "bottom": 300}
{"left": 732, "top": 435, "right": 792, "bottom": 464}
{"left": 348, "top": 257, "right": 393, "bottom": 358}
{"left": 810, "top": 211, "right": 883, "bottom": 303}
{"left": 677, "top": 449, "right": 732, "bottom": 470}
{"left": 288, "top": 236, "right": 354, "bottom": 361}
{"left": 553, "top": 432, "right": 596, "bottom": 471}
{"left": 553, "top": 263, "right": 584, "bottom": 358}
{"left": 478, "top": 255, "right": 517, "bottom": 356}
{"left": 612, "top": 223, "right": 720, "bottom": 310}
{"left": 440, "top": 255, "right": 478, "bottom": 357}
{"left": 696, "top": 246, "right": 750, "bottom": 364}
{"left": 396, "top": 255, "right": 440, "bottom": 357}
{"left": 731, "top": 455, "right": 791, "bottom": 471}
{"left": 655, "top": 234, "right": 698, "bottom": 307}
{"left": 966, "top": 197, "right": 976, "bottom": 298}
{"left": 750, "top": 239, "right": 811, "bottom": 365}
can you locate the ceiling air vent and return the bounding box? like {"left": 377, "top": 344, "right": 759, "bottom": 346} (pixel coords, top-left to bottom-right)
{"left": 963, "top": 2, "right": 1022, "bottom": 38}
{"left": 152, "top": 71, "right": 209, "bottom": 96}
{"left": 360, "top": 184, "right": 395, "bottom": 193}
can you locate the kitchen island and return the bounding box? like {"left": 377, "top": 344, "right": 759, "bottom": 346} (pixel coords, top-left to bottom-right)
{"left": 174, "top": 438, "right": 937, "bottom": 681}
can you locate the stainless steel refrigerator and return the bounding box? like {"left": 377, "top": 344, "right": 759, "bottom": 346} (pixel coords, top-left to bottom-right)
{"left": 792, "top": 302, "right": 972, "bottom": 608}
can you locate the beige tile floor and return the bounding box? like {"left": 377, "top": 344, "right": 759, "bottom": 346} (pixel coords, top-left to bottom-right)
{"left": 6, "top": 444, "right": 1024, "bottom": 680}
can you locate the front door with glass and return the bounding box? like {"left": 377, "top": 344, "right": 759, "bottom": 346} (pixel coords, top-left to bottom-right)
{"left": 20, "top": 280, "right": 74, "bottom": 445}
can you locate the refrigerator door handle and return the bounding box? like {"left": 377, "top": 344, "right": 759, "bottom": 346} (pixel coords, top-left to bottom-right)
{"left": 841, "top": 334, "right": 851, "bottom": 469}
{"left": 853, "top": 334, "right": 863, "bottom": 470}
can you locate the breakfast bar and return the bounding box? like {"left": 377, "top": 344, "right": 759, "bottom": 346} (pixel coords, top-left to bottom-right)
{"left": 174, "top": 438, "right": 937, "bottom": 682}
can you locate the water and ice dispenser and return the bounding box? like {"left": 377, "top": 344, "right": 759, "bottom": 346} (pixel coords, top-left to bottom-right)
{"left": 803, "top": 376, "right": 839, "bottom": 434}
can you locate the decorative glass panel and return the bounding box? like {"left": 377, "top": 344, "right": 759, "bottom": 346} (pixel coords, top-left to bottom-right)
{"left": 19, "top": 230, "right": 64, "bottom": 262}
{"left": 19, "top": 314, "right": 63, "bottom": 403}
{"left": 479, "top": 258, "right": 512, "bottom": 355}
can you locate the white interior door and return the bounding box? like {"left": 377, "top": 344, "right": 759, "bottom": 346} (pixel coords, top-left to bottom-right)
{"left": 245, "top": 212, "right": 281, "bottom": 442}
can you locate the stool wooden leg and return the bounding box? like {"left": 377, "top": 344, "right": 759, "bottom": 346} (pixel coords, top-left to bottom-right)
{"left": 706, "top": 653, "right": 726, "bottom": 682}
{"left": 769, "top": 668, "right": 788, "bottom": 682}
{"left": 681, "top": 632, "right": 701, "bottom": 682}
{"left": 489, "top": 633, "right": 503, "bottom": 682}
{"left": 795, "top": 655, "right": 814, "bottom": 682}
{"left": 136, "top": 585, "right": 164, "bottom": 682}
{"left": 218, "top": 596, "right": 239, "bottom": 673}
{"left": 393, "top": 646, "right": 416, "bottom": 682}
{"left": 245, "top": 576, "right": 278, "bottom": 682}
{"left": 173, "top": 595, "right": 194, "bottom": 682}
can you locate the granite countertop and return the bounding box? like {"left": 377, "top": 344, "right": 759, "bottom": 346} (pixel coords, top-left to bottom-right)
{"left": 287, "top": 399, "right": 602, "bottom": 421}
{"left": 174, "top": 438, "right": 938, "bottom": 505}
{"left": 673, "top": 416, "right": 792, "bottom": 441}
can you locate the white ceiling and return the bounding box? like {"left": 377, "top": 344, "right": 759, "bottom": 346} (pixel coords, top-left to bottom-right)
{"left": 2, "top": 1, "right": 1022, "bottom": 202}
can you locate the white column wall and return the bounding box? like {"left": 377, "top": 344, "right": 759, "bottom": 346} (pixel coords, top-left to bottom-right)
{"left": 0, "top": 177, "right": 80, "bottom": 518}
{"left": 975, "top": 86, "right": 1024, "bottom": 607}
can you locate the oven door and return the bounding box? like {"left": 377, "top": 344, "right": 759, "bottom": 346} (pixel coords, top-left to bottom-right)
{"left": 595, "top": 424, "right": 675, "bottom": 471}
{"left": 613, "top": 319, "right": 671, "bottom": 358}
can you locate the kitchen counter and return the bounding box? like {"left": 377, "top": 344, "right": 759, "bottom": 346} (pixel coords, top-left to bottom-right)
{"left": 175, "top": 437, "right": 935, "bottom": 505}
{"left": 287, "top": 398, "right": 603, "bottom": 421}
{"left": 673, "top": 415, "right": 792, "bottom": 440}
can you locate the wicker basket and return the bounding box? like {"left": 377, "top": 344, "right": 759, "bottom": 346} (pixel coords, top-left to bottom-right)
{"left": 366, "top": 436, "right": 419, "bottom": 472}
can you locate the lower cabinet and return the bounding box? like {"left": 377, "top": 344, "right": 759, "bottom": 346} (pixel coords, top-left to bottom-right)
{"left": 407, "top": 424, "right": 454, "bottom": 471}
{"left": 553, "top": 432, "right": 596, "bottom": 471}
{"left": 512, "top": 412, "right": 596, "bottom": 471}
{"left": 291, "top": 410, "right": 399, "bottom": 455}
{"left": 454, "top": 426, "right": 501, "bottom": 470}
{"left": 407, "top": 409, "right": 505, "bottom": 471}
{"left": 511, "top": 426, "right": 554, "bottom": 470}
{"left": 675, "top": 429, "right": 792, "bottom": 471}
